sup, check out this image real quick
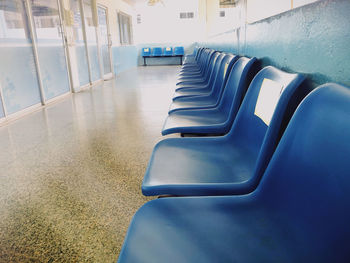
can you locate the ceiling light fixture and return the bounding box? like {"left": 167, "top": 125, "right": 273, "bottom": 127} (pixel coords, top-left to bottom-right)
{"left": 147, "top": 0, "right": 165, "bottom": 7}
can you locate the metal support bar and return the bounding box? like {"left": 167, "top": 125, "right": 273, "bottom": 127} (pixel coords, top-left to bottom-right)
{"left": 79, "top": 0, "right": 93, "bottom": 84}
{"left": 24, "top": 0, "right": 46, "bottom": 105}
{"left": 97, "top": 4, "right": 114, "bottom": 77}
{"left": 142, "top": 55, "right": 183, "bottom": 66}
{"left": 0, "top": 84, "right": 8, "bottom": 117}
{"left": 94, "top": 10, "right": 104, "bottom": 81}
{"left": 57, "top": 0, "right": 74, "bottom": 93}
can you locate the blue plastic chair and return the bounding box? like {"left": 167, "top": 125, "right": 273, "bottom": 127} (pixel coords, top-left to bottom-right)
{"left": 170, "top": 57, "right": 256, "bottom": 113}
{"left": 172, "top": 54, "right": 239, "bottom": 111}
{"left": 151, "top": 47, "right": 162, "bottom": 56}
{"left": 173, "top": 53, "right": 239, "bottom": 101}
{"left": 181, "top": 47, "right": 204, "bottom": 67}
{"left": 170, "top": 55, "right": 248, "bottom": 112}
{"left": 179, "top": 48, "right": 210, "bottom": 75}
{"left": 179, "top": 48, "right": 207, "bottom": 75}
{"left": 179, "top": 49, "right": 213, "bottom": 75}
{"left": 143, "top": 66, "right": 306, "bottom": 196}
{"left": 176, "top": 51, "right": 221, "bottom": 90}
{"left": 163, "top": 47, "right": 173, "bottom": 56}
{"left": 174, "top": 46, "right": 185, "bottom": 56}
{"left": 141, "top": 48, "right": 151, "bottom": 57}
{"left": 178, "top": 50, "right": 217, "bottom": 82}
{"left": 162, "top": 57, "right": 257, "bottom": 135}
{"left": 118, "top": 83, "right": 350, "bottom": 263}
{"left": 183, "top": 47, "right": 200, "bottom": 64}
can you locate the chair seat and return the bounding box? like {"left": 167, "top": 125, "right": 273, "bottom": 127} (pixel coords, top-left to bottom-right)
{"left": 162, "top": 108, "right": 228, "bottom": 135}
{"left": 175, "top": 85, "right": 211, "bottom": 94}
{"left": 142, "top": 137, "right": 257, "bottom": 196}
{"left": 173, "top": 89, "right": 211, "bottom": 100}
{"left": 175, "top": 83, "right": 209, "bottom": 91}
{"left": 144, "top": 66, "right": 306, "bottom": 197}
{"left": 176, "top": 78, "right": 208, "bottom": 85}
{"left": 118, "top": 195, "right": 319, "bottom": 263}
{"left": 170, "top": 96, "right": 217, "bottom": 110}
{"left": 119, "top": 84, "right": 350, "bottom": 263}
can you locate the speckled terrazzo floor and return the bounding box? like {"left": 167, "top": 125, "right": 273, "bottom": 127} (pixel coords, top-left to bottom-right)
{"left": 0, "top": 66, "right": 180, "bottom": 262}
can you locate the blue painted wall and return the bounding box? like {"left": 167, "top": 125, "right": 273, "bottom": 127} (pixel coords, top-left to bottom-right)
{"left": 200, "top": 0, "right": 350, "bottom": 88}
{"left": 111, "top": 43, "right": 193, "bottom": 75}
{"left": 112, "top": 46, "right": 138, "bottom": 75}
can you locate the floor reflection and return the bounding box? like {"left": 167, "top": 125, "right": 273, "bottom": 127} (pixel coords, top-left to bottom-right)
{"left": 0, "top": 65, "right": 180, "bottom": 262}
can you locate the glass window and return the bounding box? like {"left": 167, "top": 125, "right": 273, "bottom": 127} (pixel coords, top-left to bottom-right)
{"left": 0, "top": 0, "right": 29, "bottom": 40}
{"left": 83, "top": 0, "right": 101, "bottom": 82}
{"left": 98, "top": 6, "right": 112, "bottom": 75}
{"left": 31, "top": 0, "right": 61, "bottom": 40}
{"left": 0, "top": 0, "right": 42, "bottom": 115}
{"left": 30, "top": 0, "right": 70, "bottom": 100}
{"left": 118, "top": 12, "right": 133, "bottom": 45}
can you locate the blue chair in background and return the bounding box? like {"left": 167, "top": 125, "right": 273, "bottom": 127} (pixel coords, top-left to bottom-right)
{"left": 174, "top": 46, "right": 185, "bottom": 56}
{"left": 152, "top": 47, "right": 163, "bottom": 57}
{"left": 141, "top": 48, "right": 151, "bottom": 66}
{"left": 172, "top": 53, "right": 239, "bottom": 111}
{"left": 174, "top": 46, "right": 185, "bottom": 64}
{"left": 169, "top": 57, "right": 257, "bottom": 114}
{"left": 183, "top": 47, "right": 200, "bottom": 64}
{"left": 162, "top": 57, "right": 258, "bottom": 135}
{"left": 118, "top": 83, "right": 350, "bottom": 263}
{"left": 179, "top": 48, "right": 210, "bottom": 75}
{"left": 141, "top": 47, "right": 151, "bottom": 57}
{"left": 173, "top": 53, "right": 238, "bottom": 101}
{"left": 176, "top": 51, "right": 220, "bottom": 91}
{"left": 178, "top": 49, "right": 217, "bottom": 80}
{"left": 163, "top": 47, "right": 173, "bottom": 56}
{"left": 143, "top": 66, "right": 306, "bottom": 196}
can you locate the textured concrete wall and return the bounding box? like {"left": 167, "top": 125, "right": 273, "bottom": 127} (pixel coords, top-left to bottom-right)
{"left": 200, "top": 0, "right": 350, "bottom": 88}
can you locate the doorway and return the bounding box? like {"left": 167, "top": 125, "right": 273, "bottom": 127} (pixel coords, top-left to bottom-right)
{"left": 97, "top": 5, "right": 113, "bottom": 79}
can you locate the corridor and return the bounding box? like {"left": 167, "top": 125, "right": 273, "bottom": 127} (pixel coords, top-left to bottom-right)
{"left": 0, "top": 65, "right": 179, "bottom": 262}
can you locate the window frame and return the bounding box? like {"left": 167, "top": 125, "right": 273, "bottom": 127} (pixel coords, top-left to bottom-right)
{"left": 117, "top": 11, "right": 133, "bottom": 45}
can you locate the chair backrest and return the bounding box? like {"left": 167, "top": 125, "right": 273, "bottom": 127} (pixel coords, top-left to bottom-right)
{"left": 188, "top": 49, "right": 213, "bottom": 76}
{"left": 152, "top": 47, "right": 162, "bottom": 56}
{"left": 256, "top": 83, "right": 350, "bottom": 261}
{"left": 196, "top": 52, "right": 225, "bottom": 89}
{"left": 217, "top": 57, "right": 258, "bottom": 126}
{"left": 141, "top": 47, "right": 151, "bottom": 56}
{"left": 163, "top": 47, "right": 173, "bottom": 56}
{"left": 180, "top": 51, "right": 219, "bottom": 87}
{"left": 207, "top": 53, "right": 239, "bottom": 102}
{"left": 193, "top": 47, "right": 204, "bottom": 62}
{"left": 227, "top": 66, "right": 306, "bottom": 192}
{"left": 201, "top": 50, "right": 217, "bottom": 74}
{"left": 193, "top": 47, "right": 201, "bottom": 58}
{"left": 174, "top": 46, "right": 185, "bottom": 56}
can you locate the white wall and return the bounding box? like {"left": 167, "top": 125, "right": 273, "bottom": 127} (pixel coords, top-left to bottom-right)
{"left": 204, "top": 0, "right": 321, "bottom": 37}
{"left": 133, "top": 0, "right": 206, "bottom": 44}
{"left": 206, "top": 0, "right": 243, "bottom": 37}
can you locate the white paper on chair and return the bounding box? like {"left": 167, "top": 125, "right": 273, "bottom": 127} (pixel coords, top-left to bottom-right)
{"left": 254, "top": 78, "right": 284, "bottom": 126}
{"left": 223, "top": 63, "right": 229, "bottom": 79}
